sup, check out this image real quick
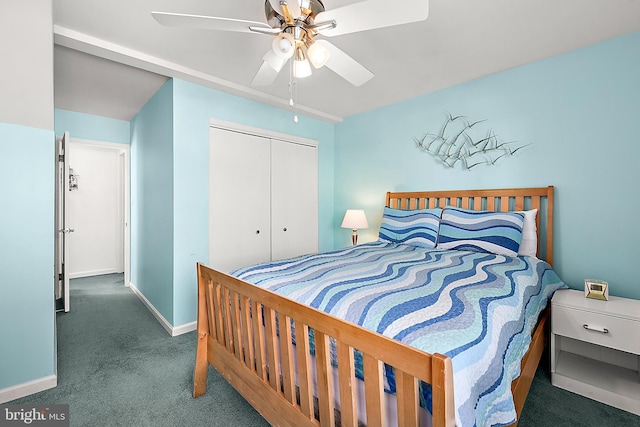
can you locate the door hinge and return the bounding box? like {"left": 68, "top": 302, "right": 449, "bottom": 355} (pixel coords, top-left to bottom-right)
{"left": 58, "top": 273, "right": 63, "bottom": 281}
{"left": 58, "top": 154, "right": 65, "bottom": 162}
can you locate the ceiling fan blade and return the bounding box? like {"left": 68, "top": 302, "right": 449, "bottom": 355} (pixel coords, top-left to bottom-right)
{"left": 151, "top": 11, "right": 273, "bottom": 33}
{"left": 263, "top": 50, "right": 287, "bottom": 72}
{"left": 252, "top": 50, "right": 287, "bottom": 86}
{"left": 316, "top": 0, "right": 429, "bottom": 37}
{"left": 252, "top": 62, "right": 283, "bottom": 86}
{"left": 316, "top": 40, "right": 373, "bottom": 86}
{"left": 268, "top": 0, "right": 302, "bottom": 20}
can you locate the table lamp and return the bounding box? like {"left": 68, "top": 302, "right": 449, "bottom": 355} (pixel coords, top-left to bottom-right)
{"left": 341, "top": 209, "right": 368, "bottom": 245}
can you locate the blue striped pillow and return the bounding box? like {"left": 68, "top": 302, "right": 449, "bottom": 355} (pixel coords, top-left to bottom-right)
{"left": 378, "top": 207, "right": 442, "bottom": 248}
{"left": 436, "top": 207, "right": 525, "bottom": 256}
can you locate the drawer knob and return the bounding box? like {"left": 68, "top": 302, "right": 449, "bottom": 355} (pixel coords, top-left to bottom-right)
{"left": 583, "top": 324, "right": 609, "bottom": 334}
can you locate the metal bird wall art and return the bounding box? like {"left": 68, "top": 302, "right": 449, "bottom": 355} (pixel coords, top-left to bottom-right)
{"left": 414, "top": 113, "right": 530, "bottom": 170}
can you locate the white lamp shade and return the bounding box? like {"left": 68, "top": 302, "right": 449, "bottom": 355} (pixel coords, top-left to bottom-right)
{"left": 341, "top": 209, "right": 368, "bottom": 229}
{"left": 293, "top": 57, "right": 312, "bottom": 78}
{"left": 307, "top": 42, "right": 331, "bottom": 68}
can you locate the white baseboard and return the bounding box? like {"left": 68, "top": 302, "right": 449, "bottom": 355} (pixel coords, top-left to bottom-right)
{"left": 69, "top": 268, "right": 123, "bottom": 279}
{"left": 172, "top": 321, "right": 197, "bottom": 336}
{"left": 0, "top": 375, "right": 57, "bottom": 404}
{"left": 128, "top": 282, "right": 196, "bottom": 337}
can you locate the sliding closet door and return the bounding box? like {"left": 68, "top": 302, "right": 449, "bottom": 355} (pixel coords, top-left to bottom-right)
{"left": 209, "top": 127, "right": 271, "bottom": 272}
{"left": 271, "top": 139, "right": 318, "bottom": 261}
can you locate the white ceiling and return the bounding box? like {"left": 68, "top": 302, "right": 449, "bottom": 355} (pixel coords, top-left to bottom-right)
{"left": 52, "top": 0, "right": 640, "bottom": 123}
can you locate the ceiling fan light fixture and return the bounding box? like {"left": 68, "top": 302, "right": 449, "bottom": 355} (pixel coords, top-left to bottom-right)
{"left": 307, "top": 41, "right": 330, "bottom": 69}
{"left": 293, "top": 45, "right": 312, "bottom": 78}
{"left": 272, "top": 33, "right": 295, "bottom": 58}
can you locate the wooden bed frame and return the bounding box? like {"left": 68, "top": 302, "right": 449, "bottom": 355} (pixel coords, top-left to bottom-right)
{"left": 194, "top": 186, "right": 555, "bottom": 427}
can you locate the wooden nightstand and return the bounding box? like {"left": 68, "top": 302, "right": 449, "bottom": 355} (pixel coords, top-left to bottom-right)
{"left": 551, "top": 289, "right": 640, "bottom": 415}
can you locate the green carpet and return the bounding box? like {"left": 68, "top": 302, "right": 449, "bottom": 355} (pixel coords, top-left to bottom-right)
{"left": 12, "top": 274, "right": 269, "bottom": 427}
{"left": 11, "top": 274, "right": 640, "bottom": 426}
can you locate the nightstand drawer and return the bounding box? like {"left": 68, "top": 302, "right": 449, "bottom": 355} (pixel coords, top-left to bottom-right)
{"left": 552, "top": 306, "right": 640, "bottom": 355}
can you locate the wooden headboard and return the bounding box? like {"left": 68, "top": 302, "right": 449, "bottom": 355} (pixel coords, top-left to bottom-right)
{"left": 386, "top": 186, "right": 554, "bottom": 266}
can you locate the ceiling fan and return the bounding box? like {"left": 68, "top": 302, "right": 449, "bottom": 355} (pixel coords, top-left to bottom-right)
{"left": 151, "top": 0, "right": 429, "bottom": 88}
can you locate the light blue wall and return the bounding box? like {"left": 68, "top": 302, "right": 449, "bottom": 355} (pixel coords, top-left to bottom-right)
{"left": 0, "top": 0, "right": 55, "bottom": 395}
{"left": 130, "top": 80, "right": 175, "bottom": 323}
{"left": 71, "top": 78, "right": 335, "bottom": 329}
{"left": 55, "top": 109, "right": 130, "bottom": 144}
{"left": 0, "top": 123, "right": 55, "bottom": 388}
{"left": 171, "top": 78, "right": 335, "bottom": 326}
{"left": 334, "top": 31, "right": 640, "bottom": 299}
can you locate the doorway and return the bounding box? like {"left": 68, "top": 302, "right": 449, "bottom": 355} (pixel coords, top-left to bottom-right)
{"left": 55, "top": 136, "right": 130, "bottom": 312}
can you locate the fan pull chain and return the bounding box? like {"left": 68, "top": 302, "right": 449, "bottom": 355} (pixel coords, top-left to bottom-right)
{"left": 289, "top": 58, "right": 299, "bottom": 123}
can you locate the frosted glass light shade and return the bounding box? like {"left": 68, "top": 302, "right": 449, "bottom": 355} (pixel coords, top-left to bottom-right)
{"left": 341, "top": 209, "right": 368, "bottom": 229}
{"left": 307, "top": 42, "right": 330, "bottom": 68}
{"left": 293, "top": 45, "right": 312, "bottom": 78}
{"left": 293, "top": 57, "right": 312, "bottom": 78}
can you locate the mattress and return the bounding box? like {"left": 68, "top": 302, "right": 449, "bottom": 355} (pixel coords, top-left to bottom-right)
{"left": 232, "top": 241, "right": 567, "bottom": 426}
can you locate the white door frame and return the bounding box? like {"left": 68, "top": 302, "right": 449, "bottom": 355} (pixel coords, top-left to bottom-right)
{"left": 55, "top": 132, "right": 71, "bottom": 312}
{"left": 68, "top": 138, "right": 131, "bottom": 287}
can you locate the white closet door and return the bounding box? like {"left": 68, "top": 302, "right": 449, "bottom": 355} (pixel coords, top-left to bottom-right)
{"left": 271, "top": 139, "right": 318, "bottom": 261}
{"left": 209, "top": 128, "right": 271, "bottom": 272}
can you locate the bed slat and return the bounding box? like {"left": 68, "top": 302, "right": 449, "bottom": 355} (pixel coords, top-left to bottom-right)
{"left": 264, "top": 306, "right": 281, "bottom": 392}
{"left": 223, "top": 288, "right": 235, "bottom": 352}
{"left": 531, "top": 195, "right": 542, "bottom": 253}
{"left": 230, "top": 290, "right": 243, "bottom": 361}
{"left": 396, "top": 370, "right": 419, "bottom": 427}
{"left": 500, "top": 196, "right": 509, "bottom": 212}
{"left": 205, "top": 282, "right": 216, "bottom": 342}
{"left": 487, "top": 197, "right": 495, "bottom": 211}
{"left": 364, "top": 353, "right": 385, "bottom": 427}
{"left": 252, "top": 300, "right": 267, "bottom": 381}
{"left": 295, "top": 321, "right": 315, "bottom": 420}
{"left": 279, "top": 315, "right": 296, "bottom": 404}
{"left": 240, "top": 295, "right": 254, "bottom": 368}
{"left": 213, "top": 283, "right": 225, "bottom": 349}
{"left": 315, "top": 331, "right": 335, "bottom": 427}
{"left": 337, "top": 341, "right": 358, "bottom": 427}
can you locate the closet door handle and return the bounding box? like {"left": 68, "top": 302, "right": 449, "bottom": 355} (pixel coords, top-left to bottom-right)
{"left": 255, "top": 230, "right": 260, "bottom": 234}
{"left": 283, "top": 227, "right": 287, "bottom": 232}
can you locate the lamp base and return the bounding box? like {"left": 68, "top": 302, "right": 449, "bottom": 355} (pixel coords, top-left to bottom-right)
{"left": 351, "top": 229, "right": 358, "bottom": 245}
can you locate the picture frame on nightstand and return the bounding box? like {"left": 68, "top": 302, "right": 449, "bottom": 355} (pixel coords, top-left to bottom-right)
{"left": 584, "top": 279, "right": 609, "bottom": 301}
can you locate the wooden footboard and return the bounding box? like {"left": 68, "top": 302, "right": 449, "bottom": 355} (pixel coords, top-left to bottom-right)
{"left": 194, "top": 263, "right": 456, "bottom": 427}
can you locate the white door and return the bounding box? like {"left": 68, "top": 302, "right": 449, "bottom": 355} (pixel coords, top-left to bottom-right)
{"left": 209, "top": 127, "right": 271, "bottom": 272}
{"left": 271, "top": 140, "right": 318, "bottom": 261}
{"left": 55, "top": 132, "right": 72, "bottom": 312}
{"left": 67, "top": 143, "right": 124, "bottom": 278}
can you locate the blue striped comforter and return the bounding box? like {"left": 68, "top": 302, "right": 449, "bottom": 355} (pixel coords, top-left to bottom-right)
{"left": 232, "top": 241, "right": 566, "bottom": 427}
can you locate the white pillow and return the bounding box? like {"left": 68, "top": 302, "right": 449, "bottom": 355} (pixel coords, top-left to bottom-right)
{"left": 518, "top": 209, "right": 538, "bottom": 257}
